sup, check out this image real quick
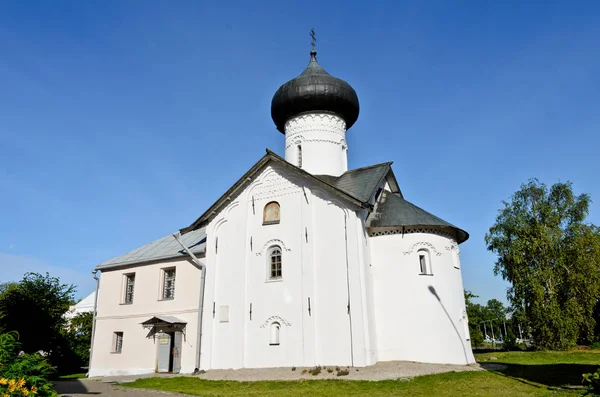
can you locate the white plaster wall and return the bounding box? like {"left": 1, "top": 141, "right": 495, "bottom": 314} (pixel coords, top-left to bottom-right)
{"left": 200, "top": 162, "right": 369, "bottom": 370}
{"left": 90, "top": 258, "right": 202, "bottom": 377}
{"left": 284, "top": 113, "right": 348, "bottom": 176}
{"left": 369, "top": 232, "right": 475, "bottom": 365}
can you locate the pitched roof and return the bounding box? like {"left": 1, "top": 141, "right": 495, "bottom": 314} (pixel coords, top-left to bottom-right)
{"left": 95, "top": 227, "right": 206, "bottom": 271}
{"left": 367, "top": 191, "right": 469, "bottom": 243}
{"left": 315, "top": 162, "right": 393, "bottom": 203}
{"left": 94, "top": 151, "right": 394, "bottom": 271}
{"left": 181, "top": 150, "right": 374, "bottom": 234}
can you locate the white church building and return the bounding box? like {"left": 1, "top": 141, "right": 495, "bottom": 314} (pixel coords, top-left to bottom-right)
{"left": 89, "top": 44, "right": 475, "bottom": 377}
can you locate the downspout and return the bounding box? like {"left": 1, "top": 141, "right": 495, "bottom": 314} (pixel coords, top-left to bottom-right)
{"left": 172, "top": 232, "right": 206, "bottom": 373}
{"left": 88, "top": 270, "right": 100, "bottom": 376}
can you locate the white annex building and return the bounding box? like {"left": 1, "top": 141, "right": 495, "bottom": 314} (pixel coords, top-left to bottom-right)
{"left": 89, "top": 45, "right": 475, "bottom": 377}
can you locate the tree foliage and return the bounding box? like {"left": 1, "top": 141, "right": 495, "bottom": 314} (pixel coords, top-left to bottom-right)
{"left": 485, "top": 179, "right": 600, "bottom": 350}
{"left": 465, "top": 290, "right": 512, "bottom": 347}
{"left": 0, "top": 273, "right": 80, "bottom": 373}
{"left": 64, "top": 312, "right": 93, "bottom": 367}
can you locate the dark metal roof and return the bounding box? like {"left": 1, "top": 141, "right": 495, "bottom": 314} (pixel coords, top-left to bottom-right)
{"left": 316, "top": 162, "right": 392, "bottom": 203}
{"left": 181, "top": 150, "right": 372, "bottom": 233}
{"left": 271, "top": 50, "right": 360, "bottom": 133}
{"left": 368, "top": 190, "right": 469, "bottom": 243}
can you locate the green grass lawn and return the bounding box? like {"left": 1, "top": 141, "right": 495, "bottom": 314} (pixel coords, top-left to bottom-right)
{"left": 123, "top": 350, "right": 600, "bottom": 396}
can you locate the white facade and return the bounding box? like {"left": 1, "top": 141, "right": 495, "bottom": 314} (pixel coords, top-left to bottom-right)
{"left": 89, "top": 159, "right": 474, "bottom": 377}
{"left": 369, "top": 232, "right": 474, "bottom": 364}
{"left": 89, "top": 47, "right": 474, "bottom": 377}
{"left": 199, "top": 164, "right": 369, "bottom": 369}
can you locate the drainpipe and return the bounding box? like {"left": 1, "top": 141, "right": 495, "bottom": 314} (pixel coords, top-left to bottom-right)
{"left": 88, "top": 270, "right": 100, "bottom": 376}
{"left": 172, "top": 232, "right": 206, "bottom": 373}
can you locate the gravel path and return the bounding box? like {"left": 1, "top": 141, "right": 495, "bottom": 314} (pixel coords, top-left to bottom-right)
{"left": 94, "top": 361, "right": 483, "bottom": 384}
{"left": 194, "top": 361, "right": 483, "bottom": 381}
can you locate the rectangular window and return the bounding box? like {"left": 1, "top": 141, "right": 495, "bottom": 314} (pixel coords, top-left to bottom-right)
{"left": 124, "top": 274, "right": 135, "bottom": 304}
{"left": 162, "top": 268, "right": 176, "bottom": 300}
{"left": 419, "top": 254, "right": 427, "bottom": 274}
{"left": 270, "top": 250, "right": 282, "bottom": 279}
{"left": 113, "top": 332, "right": 123, "bottom": 353}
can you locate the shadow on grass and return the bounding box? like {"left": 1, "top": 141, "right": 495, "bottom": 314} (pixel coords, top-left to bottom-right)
{"left": 482, "top": 362, "right": 598, "bottom": 389}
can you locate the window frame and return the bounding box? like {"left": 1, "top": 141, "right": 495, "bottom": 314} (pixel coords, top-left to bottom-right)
{"left": 270, "top": 322, "right": 281, "bottom": 346}
{"left": 263, "top": 201, "right": 280, "bottom": 225}
{"left": 297, "top": 144, "right": 303, "bottom": 168}
{"left": 122, "top": 273, "right": 135, "bottom": 305}
{"left": 112, "top": 332, "right": 123, "bottom": 354}
{"left": 418, "top": 249, "right": 433, "bottom": 276}
{"left": 267, "top": 246, "right": 283, "bottom": 282}
{"left": 160, "top": 267, "right": 176, "bottom": 300}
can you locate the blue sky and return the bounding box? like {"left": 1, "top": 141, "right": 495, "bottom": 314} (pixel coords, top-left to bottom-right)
{"left": 1, "top": 1, "right": 598, "bottom": 304}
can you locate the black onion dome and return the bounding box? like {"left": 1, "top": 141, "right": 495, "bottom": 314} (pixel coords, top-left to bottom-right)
{"left": 271, "top": 50, "right": 360, "bottom": 133}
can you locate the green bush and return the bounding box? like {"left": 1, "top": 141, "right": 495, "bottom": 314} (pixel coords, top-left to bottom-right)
{"left": 0, "top": 332, "right": 57, "bottom": 397}
{"left": 583, "top": 368, "right": 600, "bottom": 396}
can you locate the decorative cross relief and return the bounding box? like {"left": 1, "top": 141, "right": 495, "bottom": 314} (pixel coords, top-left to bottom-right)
{"left": 260, "top": 315, "right": 292, "bottom": 328}
{"left": 256, "top": 239, "right": 291, "bottom": 256}
{"left": 403, "top": 241, "right": 442, "bottom": 256}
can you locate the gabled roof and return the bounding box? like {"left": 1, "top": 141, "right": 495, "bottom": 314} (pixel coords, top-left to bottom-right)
{"left": 367, "top": 191, "right": 469, "bottom": 244}
{"left": 315, "top": 162, "right": 394, "bottom": 203}
{"left": 95, "top": 228, "right": 206, "bottom": 271}
{"left": 181, "top": 150, "right": 374, "bottom": 234}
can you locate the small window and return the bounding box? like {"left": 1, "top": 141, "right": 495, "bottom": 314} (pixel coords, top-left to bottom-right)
{"left": 123, "top": 274, "right": 135, "bottom": 304}
{"left": 113, "top": 332, "right": 123, "bottom": 353}
{"left": 269, "top": 247, "right": 282, "bottom": 280}
{"left": 263, "top": 201, "right": 280, "bottom": 225}
{"left": 418, "top": 249, "right": 432, "bottom": 275}
{"left": 270, "top": 322, "right": 280, "bottom": 345}
{"left": 161, "top": 268, "right": 176, "bottom": 300}
{"left": 297, "top": 145, "right": 303, "bottom": 168}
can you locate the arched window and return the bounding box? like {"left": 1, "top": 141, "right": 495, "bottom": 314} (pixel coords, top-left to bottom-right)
{"left": 270, "top": 322, "right": 280, "bottom": 345}
{"left": 269, "top": 246, "right": 282, "bottom": 280}
{"left": 263, "top": 201, "right": 280, "bottom": 225}
{"left": 297, "top": 145, "right": 303, "bottom": 168}
{"left": 418, "top": 249, "right": 432, "bottom": 275}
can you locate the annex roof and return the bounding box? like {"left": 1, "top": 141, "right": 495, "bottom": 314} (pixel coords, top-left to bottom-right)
{"left": 315, "top": 162, "right": 396, "bottom": 203}
{"left": 367, "top": 190, "right": 469, "bottom": 243}
{"left": 95, "top": 227, "right": 206, "bottom": 271}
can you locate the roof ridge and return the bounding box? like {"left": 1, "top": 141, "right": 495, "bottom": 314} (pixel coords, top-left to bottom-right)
{"left": 181, "top": 149, "right": 372, "bottom": 233}
{"left": 343, "top": 161, "right": 393, "bottom": 174}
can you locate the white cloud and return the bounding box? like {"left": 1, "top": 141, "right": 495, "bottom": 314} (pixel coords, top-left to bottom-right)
{"left": 0, "top": 253, "right": 95, "bottom": 300}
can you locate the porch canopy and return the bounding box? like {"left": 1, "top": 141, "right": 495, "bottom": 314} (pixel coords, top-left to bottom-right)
{"left": 141, "top": 315, "right": 187, "bottom": 339}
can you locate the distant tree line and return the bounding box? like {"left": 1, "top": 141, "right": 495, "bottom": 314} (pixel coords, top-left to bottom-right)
{"left": 483, "top": 178, "right": 600, "bottom": 350}
{"left": 0, "top": 272, "right": 92, "bottom": 374}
